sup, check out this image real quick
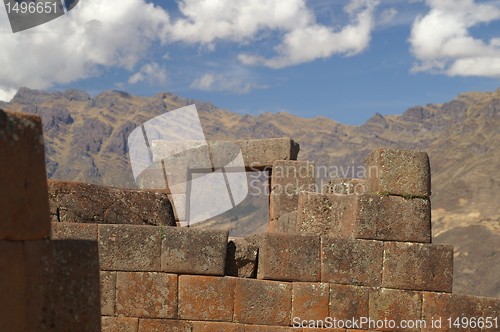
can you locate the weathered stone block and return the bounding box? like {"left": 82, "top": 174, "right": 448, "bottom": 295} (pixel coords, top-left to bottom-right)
{"left": 271, "top": 211, "right": 297, "bottom": 233}
{"left": 369, "top": 288, "right": 422, "bottom": 332}
{"left": 225, "top": 237, "right": 258, "bottom": 278}
{"left": 48, "top": 180, "right": 176, "bottom": 226}
{"left": 50, "top": 222, "right": 98, "bottom": 240}
{"left": 236, "top": 138, "right": 300, "bottom": 168}
{"left": 270, "top": 160, "right": 315, "bottom": 220}
{"left": 246, "top": 232, "right": 321, "bottom": 282}
{"left": 321, "top": 237, "right": 383, "bottom": 287}
{"left": 292, "top": 282, "right": 329, "bottom": 322}
{"left": 192, "top": 321, "right": 245, "bottom": 332}
{"left": 100, "top": 271, "right": 116, "bottom": 316}
{"left": 0, "top": 241, "right": 26, "bottom": 332}
{"left": 422, "top": 292, "right": 483, "bottom": 332}
{"left": 329, "top": 284, "right": 369, "bottom": 322}
{"left": 382, "top": 241, "right": 453, "bottom": 292}
{"left": 179, "top": 275, "right": 235, "bottom": 321}
{"left": 0, "top": 109, "right": 50, "bottom": 240}
{"left": 234, "top": 278, "right": 292, "bottom": 326}
{"left": 161, "top": 227, "right": 228, "bottom": 275}
{"left": 99, "top": 224, "right": 162, "bottom": 271}
{"left": 102, "top": 317, "right": 138, "bottom": 332}
{"left": 365, "top": 148, "right": 431, "bottom": 197}
{"left": 135, "top": 166, "right": 168, "bottom": 191}
{"left": 322, "top": 178, "right": 366, "bottom": 195}
{"left": 245, "top": 326, "right": 299, "bottom": 332}
{"left": 138, "top": 319, "right": 191, "bottom": 332}
{"left": 116, "top": 272, "right": 177, "bottom": 318}
{"left": 24, "top": 239, "right": 101, "bottom": 331}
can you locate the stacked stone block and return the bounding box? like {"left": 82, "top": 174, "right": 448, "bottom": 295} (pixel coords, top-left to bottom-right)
{"left": 0, "top": 109, "right": 101, "bottom": 331}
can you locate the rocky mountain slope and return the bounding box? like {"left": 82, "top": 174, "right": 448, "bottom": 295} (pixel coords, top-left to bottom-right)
{"left": 2, "top": 87, "right": 500, "bottom": 298}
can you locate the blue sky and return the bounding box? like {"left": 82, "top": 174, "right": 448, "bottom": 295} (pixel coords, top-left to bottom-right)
{"left": 2, "top": 0, "right": 500, "bottom": 125}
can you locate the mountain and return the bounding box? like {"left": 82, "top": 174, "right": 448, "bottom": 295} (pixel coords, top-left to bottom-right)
{"left": 2, "top": 86, "right": 500, "bottom": 298}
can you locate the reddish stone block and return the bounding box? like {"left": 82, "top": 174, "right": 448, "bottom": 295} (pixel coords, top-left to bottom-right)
{"left": 0, "top": 241, "right": 26, "bottom": 332}
{"left": 422, "top": 292, "right": 483, "bottom": 332}
{"left": 100, "top": 271, "right": 116, "bottom": 316}
{"left": 321, "top": 237, "right": 383, "bottom": 287}
{"left": 365, "top": 148, "right": 431, "bottom": 197}
{"left": 24, "top": 239, "right": 101, "bottom": 331}
{"left": 329, "top": 284, "right": 369, "bottom": 321}
{"left": 116, "top": 271, "right": 177, "bottom": 318}
{"left": 480, "top": 297, "right": 500, "bottom": 330}
{"left": 234, "top": 278, "right": 292, "bottom": 326}
{"left": 0, "top": 109, "right": 50, "bottom": 240}
{"left": 245, "top": 325, "right": 301, "bottom": 331}
{"left": 369, "top": 288, "right": 422, "bottom": 332}
{"left": 178, "top": 275, "right": 235, "bottom": 321}
{"left": 192, "top": 321, "right": 245, "bottom": 332}
{"left": 270, "top": 160, "right": 315, "bottom": 220}
{"left": 161, "top": 227, "right": 228, "bottom": 275}
{"left": 50, "top": 222, "right": 98, "bottom": 240}
{"left": 245, "top": 232, "right": 321, "bottom": 282}
{"left": 138, "top": 319, "right": 191, "bottom": 332}
{"left": 102, "top": 317, "right": 139, "bottom": 332}
{"left": 272, "top": 211, "right": 297, "bottom": 233}
{"left": 322, "top": 178, "right": 366, "bottom": 195}
{"left": 225, "top": 237, "right": 258, "bottom": 278}
{"left": 292, "top": 282, "right": 329, "bottom": 322}
{"left": 99, "top": 224, "right": 161, "bottom": 271}
{"left": 382, "top": 242, "right": 453, "bottom": 292}
{"left": 48, "top": 180, "right": 176, "bottom": 226}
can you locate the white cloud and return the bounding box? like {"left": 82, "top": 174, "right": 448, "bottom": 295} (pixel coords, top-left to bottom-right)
{"left": 409, "top": 0, "right": 500, "bottom": 77}
{"left": 380, "top": 8, "right": 397, "bottom": 24}
{"left": 190, "top": 73, "right": 269, "bottom": 94}
{"left": 128, "top": 62, "right": 167, "bottom": 85}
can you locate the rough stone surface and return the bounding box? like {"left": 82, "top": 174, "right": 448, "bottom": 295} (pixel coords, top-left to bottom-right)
{"left": 225, "top": 237, "right": 258, "bottom": 278}
{"left": 101, "top": 317, "right": 138, "bottom": 332}
{"left": 0, "top": 109, "right": 50, "bottom": 240}
{"left": 321, "top": 237, "right": 383, "bottom": 287}
{"left": 24, "top": 239, "right": 101, "bottom": 331}
{"left": 116, "top": 272, "right": 177, "bottom": 318}
{"left": 235, "top": 138, "right": 300, "bottom": 168}
{"left": 179, "top": 275, "right": 235, "bottom": 321}
{"left": 50, "top": 222, "right": 98, "bottom": 240}
{"left": 245, "top": 326, "right": 300, "bottom": 332}
{"left": 322, "top": 178, "right": 366, "bottom": 195}
{"left": 246, "top": 232, "right": 321, "bottom": 282}
{"left": 292, "top": 282, "right": 329, "bottom": 322}
{"left": 382, "top": 241, "right": 453, "bottom": 292}
{"left": 99, "top": 224, "right": 161, "bottom": 271}
{"left": 365, "top": 148, "right": 431, "bottom": 197}
{"left": 271, "top": 211, "right": 297, "bottom": 233}
{"left": 161, "top": 227, "right": 228, "bottom": 275}
{"left": 100, "top": 271, "right": 116, "bottom": 316}
{"left": 0, "top": 241, "right": 26, "bottom": 332}
{"left": 137, "top": 319, "right": 191, "bottom": 332}
{"left": 192, "top": 321, "right": 245, "bottom": 332}
{"left": 270, "top": 160, "right": 315, "bottom": 220}
{"left": 234, "top": 278, "right": 292, "bottom": 326}
{"left": 369, "top": 288, "right": 422, "bottom": 332}
{"left": 48, "top": 179, "right": 176, "bottom": 226}
{"left": 329, "top": 284, "right": 369, "bottom": 322}
{"left": 135, "top": 166, "right": 168, "bottom": 191}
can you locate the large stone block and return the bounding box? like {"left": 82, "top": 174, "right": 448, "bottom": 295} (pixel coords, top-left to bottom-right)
{"left": 116, "top": 272, "right": 177, "bottom": 318}
{"left": 192, "top": 321, "right": 245, "bottom": 332}
{"left": 246, "top": 232, "right": 321, "bottom": 282}
{"left": 100, "top": 271, "right": 116, "bottom": 316}
{"left": 137, "top": 319, "right": 191, "bottom": 332}
{"left": 0, "top": 109, "right": 50, "bottom": 240}
{"left": 101, "top": 317, "right": 138, "bottom": 332}
{"left": 51, "top": 222, "right": 98, "bottom": 240}
{"left": 234, "top": 278, "right": 292, "bottom": 326}
{"left": 382, "top": 242, "right": 453, "bottom": 292}
{"left": 48, "top": 180, "right": 176, "bottom": 226}
{"left": 245, "top": 326, "right": 300, "bottom": 332}
{"left": 321, "top": 237, "right": 383, "bottom": 287}
{"left": 329, "top": 284, "right": 369, "bottom": 322}
{"left": 369, "top": 288, "right": 422, "bottom": 332}
{"left": 270, "top": 160, "right": 315, "bottom": 220}
{"left": 365, "top": 148, "right": 431, "bottom": 197}
{"left": 322, "top": 178, "right": 366, "bottom": 195}
{"left": 225, "top": 237, "right": 258, "bottom": 278}
{"left": 235, "top": 138, "right": 300, "bottom": 168}
{"left": 271, "top": 211, "right": 297, "bottom": 233}
{"left": 178, "top": 275, "right": 235, "bottom": 321}
{"left": 24, "top": 239, "right": 101, "bottom": 331}
{"left": 161, "top": 227, "right": 228, "bottom": 275}
{"left": 99, "top": 224, "right": 162, "bottom": 271}
{"left": 292, "top": 282, "right": 329, "bottom": 322}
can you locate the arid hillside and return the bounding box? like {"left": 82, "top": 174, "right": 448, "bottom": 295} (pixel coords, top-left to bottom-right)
{"left": 2, "top": 86, "right": 500, "bottom": 298}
